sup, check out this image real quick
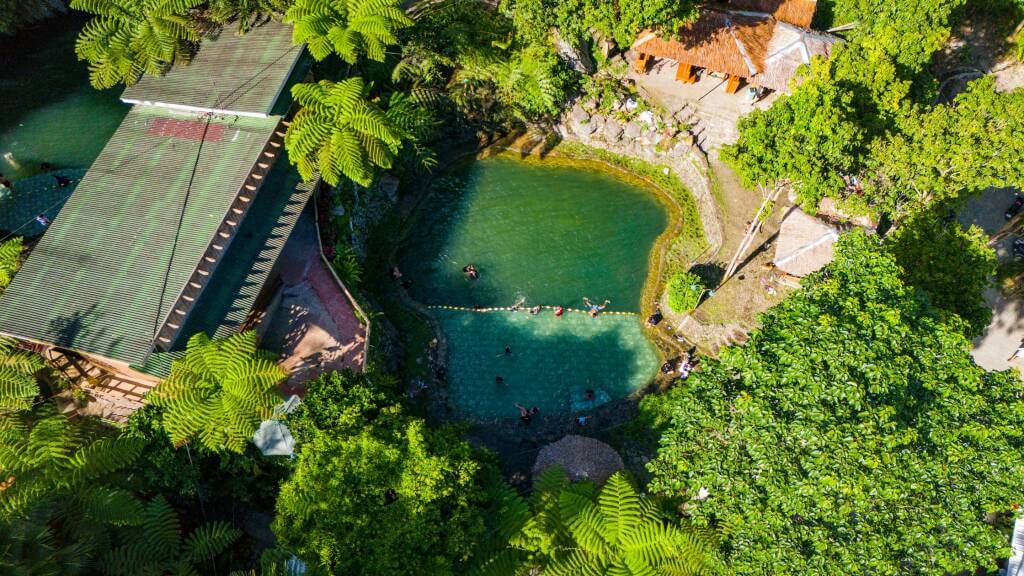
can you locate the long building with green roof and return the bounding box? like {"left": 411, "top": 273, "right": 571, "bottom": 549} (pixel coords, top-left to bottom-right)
{"left": 0, "top": 21, "right": 311, "bottom": 382}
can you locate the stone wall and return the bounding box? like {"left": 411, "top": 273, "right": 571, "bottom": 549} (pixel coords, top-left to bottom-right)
{"left": 556, "top": 100, "right": 724, "bottom": 255}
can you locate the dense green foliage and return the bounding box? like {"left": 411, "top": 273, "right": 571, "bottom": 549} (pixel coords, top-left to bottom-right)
{"left": 499, "top": 0, "right": 699, "bottom": 49}
{"left": 887, "top": 212, "right": 996, "bottom": 337}
{"left": 0, "top": 337, "right": 44, "bottom": 412}
{"left": 666, "top": 271, "right": 704, "bottom": 313}
{"left": 0, "top": 236, "right": 23, "bottom": 296}
{"left": 644, "top": 231, "right": 1024, "bottom": 575}
{"left": 101, "top": 495, "right": 240, "bottom": 576}
{"left": 724, "top": 0, "right": 1024, "bottom": 220}
{"left": 0, "top": 402, "right": 147, "bottom": 573}
{"left": 71, "top": 0, "right": 201, "bottom": 89}
{"left": 149, "top": 331, "right": 285, "bottom": 453}
{"left": 284, "top": 0, "right": 411, "bottom": 63}
{"left": 474, "top": 467, "right": 719, "bottom": 575}
{"left": 208, "top": 0, "right": 288, "bottom": 35}
{"left": 284, "top": 78, "right": 421, "bottom": 187}
{"left": 273, "top": 370, "right": 492, "bottom": 575}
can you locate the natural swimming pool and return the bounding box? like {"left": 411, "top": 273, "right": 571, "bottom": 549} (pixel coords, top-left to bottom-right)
{"left": 0, "top": 14, "right": 127, "bottom": 180}
{"left": 399, "top": 155, "right": 668, "bottom": 419}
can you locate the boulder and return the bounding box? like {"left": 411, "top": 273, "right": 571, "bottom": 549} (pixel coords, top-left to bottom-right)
{"left": 533, "top": 435, "right": 624, "bottom": 486}
{"left": 553, "top": 28, "right": 596, "bottom": 74}
{"left": 623, "top": 121, "right": 643, "bottom": 140}
{"left": 602, "top": 120, "right": 624, "bottom": 142}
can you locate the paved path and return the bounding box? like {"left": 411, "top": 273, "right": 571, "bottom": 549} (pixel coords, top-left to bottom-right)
{"left": 958, "top": 187, "right": 1022, "bottom": 373}
{"left": 263, "top": 206, "right": 366, "bottom": 395}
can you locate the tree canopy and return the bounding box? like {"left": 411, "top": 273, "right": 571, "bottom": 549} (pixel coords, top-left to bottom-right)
{"left": 643, "top": 231, "right": 1024, "bottom": 575}
{"left": 71, "top": 0, "right": 201, "bottom": 89}
{"left": 272, "top": 370, "right": 493, "bottom": 575}
{"left": 148, "top": 331, "right": 285, "bottom": 453}
{"left": 473, "top": 467, "right": 720, "bottom": 575}
{"left": 723, "top": 0, "right": 1024, "bottom": 221}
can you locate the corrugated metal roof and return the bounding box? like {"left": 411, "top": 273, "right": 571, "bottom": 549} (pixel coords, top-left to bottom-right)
{"left": 0, "top": 106, "right": 280, "bottom": 365}
{"left": 138, "top": 158, "right": 315, "bottom": 378}
{"left": 121, "top": 21, "right": 303, "bottom": 117}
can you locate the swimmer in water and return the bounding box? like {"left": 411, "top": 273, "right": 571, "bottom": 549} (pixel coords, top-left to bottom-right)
{"left": 583, "top": 297, "right": 610, "bottom": 317}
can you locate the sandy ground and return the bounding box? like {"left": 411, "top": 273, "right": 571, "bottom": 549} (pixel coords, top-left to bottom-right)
{"left": 263, "top": 207, "right": 366, "bottom": 394}
{"left": 958, "top": 187, "right": 1023, "bottom": 373}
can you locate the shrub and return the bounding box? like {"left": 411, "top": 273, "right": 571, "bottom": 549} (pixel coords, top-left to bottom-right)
{"left": 667, "top": 271, "right": 703, "bottom": 312}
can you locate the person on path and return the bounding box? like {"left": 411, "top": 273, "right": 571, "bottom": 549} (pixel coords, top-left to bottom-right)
{"left": 1008, "top": 342, "right": 1024, "bottom": 362}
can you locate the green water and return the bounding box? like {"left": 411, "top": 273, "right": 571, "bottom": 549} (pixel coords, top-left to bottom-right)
{"left": 399, "top": 156, "right": 667, "bottom": 418}
{"left": 0, "top": 14, "right": 127, "bottom": 180}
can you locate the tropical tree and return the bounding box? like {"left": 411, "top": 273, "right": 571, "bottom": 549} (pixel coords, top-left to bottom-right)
{"left": 284, "top": 77, "right": 407, "bottom": 186}
{"left": 452, "top": 45, "right": 575, "bottom": 122}
{"left": 643, "top": 231, "right": 1024, "bottom": 575}
{"left": 101, "top": 495, "right": 240, "bottom": 576}
{"left": 0, "top": 403, "right": 146, "bottom": 574}
{"left": 0, "top": 405, "right": 145, "bottom": 520}
{"left": 0, "top": 338, "right": 45, "bottom": 413}
{"left": 887, "top": 210, "right": 995, "bottom": 338}
{"left": 71, "top": 0, "right": 202, "bottom": 89}
{"left": 273, "top": 370, "right": 492, "bottom": 576}
{"left": 284, "top": 0, "right": 412, "bottom": 63}
{"left": 148, "top": 331, "right": 285, "bottom": 454}
{"left": 473, "top": 468, "right": 720, "bottom": 575}
{"left": 0, "top": 236, "right": 23, "bottom": 295}
{"left": 208, "top": 0, "right": 289, "bottom": 35}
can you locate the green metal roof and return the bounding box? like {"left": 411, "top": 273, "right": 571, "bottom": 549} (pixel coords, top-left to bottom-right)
{"left": 0, "top": 106, "right": 280, "bottom": 365}
{"left": 139, "top": 157, "right": 315, "bottom": 378}
{"left": 120, "top": 21, "right": 303, "bottom": 117}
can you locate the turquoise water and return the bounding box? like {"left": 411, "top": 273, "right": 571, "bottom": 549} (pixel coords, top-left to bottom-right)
{"left": 0, "top": 13, "right": 127, "bottom": 181}
{"left": 399, "top": 156, "right": 666, "bottom": 418}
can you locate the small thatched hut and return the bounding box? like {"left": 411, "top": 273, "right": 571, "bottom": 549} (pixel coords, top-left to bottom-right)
{"left": 532, "top": 435, "right": 624, "bottom": 486}
{"left": 773, "top": 206, "right": 839, "bottom": 277}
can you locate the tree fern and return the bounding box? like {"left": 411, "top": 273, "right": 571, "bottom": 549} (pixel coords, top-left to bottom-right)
{"left": 148, "top": 331, "right": 285, "bottom": 453}
{"left": 0, "top": 337, "right": 44, "bottom": 412}
{"left": 0, "top": 237, "right": 23, "bottom": 296}
{"left": 71, "top": 0, "right": 202, "bottom": 89}
{"left": 284, "top": 0, "right": 411, "bottom": 63}
{"left": 208, "top": 0, "right": 287, "bottom": 35}
{"left": 102, "top": 495, "right": 241, "bottom": 576}
{"left": 474, "top": 470, "right": 721, "bottom": 576}
{"left": 284, "top": 77, "right": 407, "bottom": 186}
{"left": 0, "top": 404, "right": 145, "bottom": 522}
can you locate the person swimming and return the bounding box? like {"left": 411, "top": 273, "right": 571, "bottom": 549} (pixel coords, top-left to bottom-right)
{"left": 463, "top": 264, "right": 479, "bottom": 279}
{"left": 583, "top": 297, "right": 610, "bottom": 317}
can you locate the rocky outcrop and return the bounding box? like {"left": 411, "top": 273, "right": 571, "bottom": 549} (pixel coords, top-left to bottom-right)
{"left": 556, "top": 102, "right": 724, "bottom": 256}
{"left": 554, "top": 29, "right": 596, "bottom": 74}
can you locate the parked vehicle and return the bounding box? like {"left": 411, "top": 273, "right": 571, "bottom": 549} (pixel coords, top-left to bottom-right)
{"left": 1006, "top": 194, "right": 1024, "bottom": 220}
{"left": 1013, "top": 237, "right": 1024, "bottom": 260}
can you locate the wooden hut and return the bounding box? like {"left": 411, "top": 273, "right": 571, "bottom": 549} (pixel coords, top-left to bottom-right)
{"left": 632, "top": 0, "right": 839, "bottom": 94}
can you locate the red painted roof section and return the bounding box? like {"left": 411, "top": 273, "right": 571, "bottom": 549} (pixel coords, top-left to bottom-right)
{"left": 147, "top": 117, "right": 226, "bottom": 142}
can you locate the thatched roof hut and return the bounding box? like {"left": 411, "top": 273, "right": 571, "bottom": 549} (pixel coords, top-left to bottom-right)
{"left": 631, "top": 0, "right": 839, "bottom": 93}
{"left": 773, "top": 206, "right": 839, "bottom": 277}
{"left": 532, "top": 435, "right": 624, "bottom": 486}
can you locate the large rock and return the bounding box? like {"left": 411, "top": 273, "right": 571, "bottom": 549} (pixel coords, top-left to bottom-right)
{"left": 533, "top": 435, "right": 624, "bottom": 486}
{"left": 623, "top": 121, "right": 643, "bottom": 140}
{"left": 602, "top": 120, "right": 624, "bottom": 142}
{"left": 569, "top": 105, "right": 596, "bottom": 135}
{"left": 553, "top": 28, "right": 596, "bottom": 74}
